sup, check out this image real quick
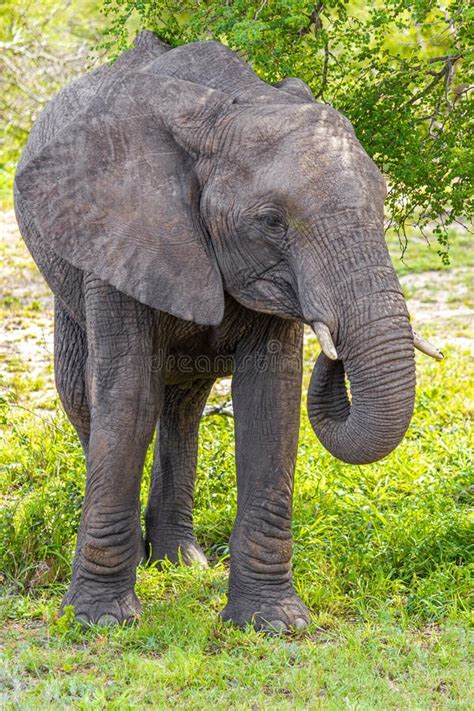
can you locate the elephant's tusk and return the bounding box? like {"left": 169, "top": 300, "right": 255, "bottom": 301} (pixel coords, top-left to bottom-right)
{"left": 413, "top": 330, "right": 444, "bottom": 360}
{"left": 312, "top": 321, "right": 338, "bottom": 360}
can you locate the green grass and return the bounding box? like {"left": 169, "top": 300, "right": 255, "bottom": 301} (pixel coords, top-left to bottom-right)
{"left": 0, "top": 584, "right": 472, "bottom": 709}
{"left": 1, "top": 222, "right": 473, "bottom": 707}
{"left": 387, "top": 228, "right": 474, "bottom": 275}
{"left": 1, "top": 345, "right": 473, "bottom": 707}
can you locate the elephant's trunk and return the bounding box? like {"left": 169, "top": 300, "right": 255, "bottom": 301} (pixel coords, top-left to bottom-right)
{"left": 307, "top": 276, "right": 416, "bottom": 465}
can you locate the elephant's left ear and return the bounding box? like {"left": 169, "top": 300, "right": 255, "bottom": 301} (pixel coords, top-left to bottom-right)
{"left": 15, "top": 74, "right": 233, "bottom": 325}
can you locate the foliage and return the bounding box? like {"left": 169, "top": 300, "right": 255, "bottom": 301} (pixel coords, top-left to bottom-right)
{"left": 101, "top": 0, "right": 473, "bottom": 261}
{"left": 0, "top": 0, "right": 103, "bottom": 207}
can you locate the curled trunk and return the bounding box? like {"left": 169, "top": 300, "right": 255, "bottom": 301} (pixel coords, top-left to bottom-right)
{"left": 307, "top": 297, "right": 416, "bottom": 465}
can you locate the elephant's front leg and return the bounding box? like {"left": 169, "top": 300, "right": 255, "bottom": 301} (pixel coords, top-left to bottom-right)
{"left": 221, "top": 318, "right": 310, "bottom": 632}
{"left": 61, "top": 278, "right": 161, "bottom": 625}
{"left": 145, "top": 379, "right": 215, "bottom": 567}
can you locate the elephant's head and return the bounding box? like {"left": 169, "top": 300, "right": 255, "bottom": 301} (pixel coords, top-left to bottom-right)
{"left": 15, "top": 37, "right": 442, "bottom": 465}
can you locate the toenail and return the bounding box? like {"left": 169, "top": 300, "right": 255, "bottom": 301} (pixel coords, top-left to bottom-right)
{"left": 293, "top": 617, "right": 308, "bottom": 630}
{"left": 267, "top": 619, "right": 288, "bottom": 632}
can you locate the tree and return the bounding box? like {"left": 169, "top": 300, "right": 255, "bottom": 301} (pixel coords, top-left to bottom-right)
{"left": 101, "top": 0, "right": 473, "bottom": 261}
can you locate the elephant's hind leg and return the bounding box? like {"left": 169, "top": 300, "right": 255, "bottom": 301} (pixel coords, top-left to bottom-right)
{"left": 145, "top": 379, "right": 214, "bottom": 567}
{"left": 54, "top": 298, "right": 90, "bottom": 454}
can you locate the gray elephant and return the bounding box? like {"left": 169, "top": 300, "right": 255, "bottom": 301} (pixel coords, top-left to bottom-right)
{"left": 14, "top": 31, "right": 442, "bottom": 630}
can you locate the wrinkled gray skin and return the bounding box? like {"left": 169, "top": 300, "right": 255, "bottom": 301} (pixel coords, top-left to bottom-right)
{"left": 14, "top": 31, "right": 416, "bottom": 631}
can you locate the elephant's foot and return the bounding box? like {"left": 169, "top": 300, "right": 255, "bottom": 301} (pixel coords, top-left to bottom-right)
{"left": 61, "top": 585, "right": 142, "bottom": 626}
{"left": 62, "top": 512, "right": 143, "bottom": 626}
{"left": 220, "top": 590, "right": 310, "bottom": 633}
{"left": 144, "top": 529, "right": 208, "bottom": 568}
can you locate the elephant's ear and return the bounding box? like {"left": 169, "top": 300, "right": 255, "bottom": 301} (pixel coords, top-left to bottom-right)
{"left": 15, "top": 74, "right": 232, "bottom": 325}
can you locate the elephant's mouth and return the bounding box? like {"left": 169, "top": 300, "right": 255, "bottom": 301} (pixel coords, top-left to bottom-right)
{"left": 311, "top": 319, "right": 442, "bottom": 365}
{"left": 225, "top": 266, "right": 301, "bottom": 319}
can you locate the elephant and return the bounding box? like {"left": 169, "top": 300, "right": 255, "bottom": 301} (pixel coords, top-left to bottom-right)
{"left": 14, "top": 30, "right": 443, "bottom": 631}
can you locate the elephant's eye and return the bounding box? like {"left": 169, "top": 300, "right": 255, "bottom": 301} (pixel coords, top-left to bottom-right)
{"left": 257, "top": 212, "right": 288, "bottom": 237}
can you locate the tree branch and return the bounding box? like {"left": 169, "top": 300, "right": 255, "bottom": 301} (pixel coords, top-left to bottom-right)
{"left": 315, "top": 41, "right": 330, "bottom": 99}
{"left": 299, "top": 2, "right": 324, "bottom": 37}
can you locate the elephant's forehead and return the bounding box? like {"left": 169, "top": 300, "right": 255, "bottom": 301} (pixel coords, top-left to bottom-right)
{"left": 234, "top": 102, "right": 353, "bottom": 150}
{"left": 214, "top": 104, "right": 384, "bottom": 213}
{"left": 237, "top": 135, "right": 385, "bottom": 221}
{"left": 234, "top": 105, "right": 367, "bottom": 176}
{"left": 253, "top": 131, "right": 379, "bottom": 191}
